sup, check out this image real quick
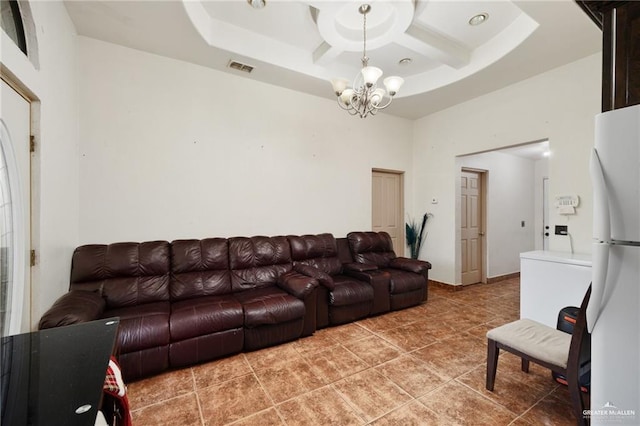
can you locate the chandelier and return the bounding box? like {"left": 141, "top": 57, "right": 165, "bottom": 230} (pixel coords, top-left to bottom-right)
{"left": 330, "top": 4, "right": 404, "bottom": 118}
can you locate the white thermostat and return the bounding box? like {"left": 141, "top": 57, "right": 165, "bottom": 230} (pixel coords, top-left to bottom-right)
{"left": 555, "top": 195, "right": 579, "bottom": 215}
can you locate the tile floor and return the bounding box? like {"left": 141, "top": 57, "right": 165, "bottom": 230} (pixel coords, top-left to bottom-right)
{"left": 127, "top": 278, "right": 577, "bottom": 425}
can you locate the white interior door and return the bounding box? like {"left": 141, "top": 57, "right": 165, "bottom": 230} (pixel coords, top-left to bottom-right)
{"left": 0, "top": 78, "right": 31, "bottom": 334}
{"left": 372, "top": 170, "right": 403, "bottom": 255}
{"left": 461, "top": 170, "right": 483, "bottom": 285}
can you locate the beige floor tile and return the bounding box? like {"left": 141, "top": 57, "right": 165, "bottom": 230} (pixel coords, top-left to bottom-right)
{"left": 375, "top": 354, "right": 449, "bottom": 398}
{"left": 517, "top": 388, "right": 578, "bottom": 426}
{"left": 197, "top": 374, "right": 271, "bottom": 425}
{"left": 369, "top": 400, "right": 445, "bottom": 426}
{"left": 243, "top": 342, "right": 303, "bottom": 371}
{"left": 277, "top": 385, "right": 364, "bottom": 426}
{"left": 376, "top": 320, "right": 439, "bottom": 351}
{"left": 412, "top": 318, "right": 459, "bottom": 340}
{"left": 344, "top": 335, "right": 403, "bottom": 366}
{"left": 412, "top": 334, "right": 486, "bottom": 378}
{"left": 327, "top": 322, "right": 374, "bottom": 343}
{"left": 301, "top": 344, "right": 369, "bottom": 384}
{"left": 192, "top": 353, "right": 252, "bottom": 390}
{"left": 291, "top": 328, "right": 339, "bottom": 354}
{"left": 418, "top": 381, "right": 516, "bottom": 425}
{"left": 333, "top": 369, "right": 412, "bottom": 422}
{"left": 254, "top": 357, "right": 325, "bottom": 403}
{"left": 456, "top": 364, "right": 557, "bottom": 415}
{"left": 226, "top": 407, "right": 284, "bottom": 426}
{"left": 357, "top": 311, "right": 414, "bottom": 332}
{"left": 127, "top": 367, "right": 194, "bottom": 411}
{"left": 131, "top": 393, "right": 202, "bottom": 426}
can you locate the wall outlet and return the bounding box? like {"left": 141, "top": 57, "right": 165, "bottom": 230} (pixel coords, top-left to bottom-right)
{"left": 555, "top": 225, "right": 568, "bottom": 235}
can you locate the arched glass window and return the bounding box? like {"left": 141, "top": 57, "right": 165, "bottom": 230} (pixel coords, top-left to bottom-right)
{"left": 1, "top": 0, "right": 27, "bottom": 55}
{"left": 0, "top": 120, "right": 25, "bottom": 336}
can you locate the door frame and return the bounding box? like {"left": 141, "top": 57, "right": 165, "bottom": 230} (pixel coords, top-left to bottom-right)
{"left": 459, "top": 167, "right": 487, "bottom": 285}
{"left": 542, "top": 177, "right": 550, "bottom": 250}
{"left": 1, "top": 75, "right": 34, "bottom": 334}
{"left": 371, "top": 168, "right": 405, "bottom": 256}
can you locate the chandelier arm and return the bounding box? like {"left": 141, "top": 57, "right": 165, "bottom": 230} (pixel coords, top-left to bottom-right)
{"left": 371, "top": 96, "right": 394, "bottom": 110}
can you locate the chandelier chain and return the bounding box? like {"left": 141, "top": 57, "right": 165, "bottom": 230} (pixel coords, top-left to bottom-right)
{"left": 362, "top": 9, "right": 367, "bottom": 67}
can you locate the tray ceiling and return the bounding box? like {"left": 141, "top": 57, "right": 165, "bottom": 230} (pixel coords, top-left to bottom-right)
{"left": 65, "top": 0, "right": 602, "bottom": 119}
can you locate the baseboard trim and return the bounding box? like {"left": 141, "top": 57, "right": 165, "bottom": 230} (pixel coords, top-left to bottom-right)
{"left": 428, "top": 272, "right": 520, "bottom": 291}
{"left": 428, "top": 280, "right": 464, "bottom": 291}
{"left": 486, "top": 272, "right": 520, "bottom": 284}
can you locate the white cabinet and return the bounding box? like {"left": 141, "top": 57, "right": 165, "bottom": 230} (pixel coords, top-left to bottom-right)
{"left": 520, "top": 250, "right": 592, "bottom": 328}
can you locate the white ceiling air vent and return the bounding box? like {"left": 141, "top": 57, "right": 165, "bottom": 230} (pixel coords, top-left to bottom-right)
{"left": 228, "top": 60, "right": 254, "bottom": 73}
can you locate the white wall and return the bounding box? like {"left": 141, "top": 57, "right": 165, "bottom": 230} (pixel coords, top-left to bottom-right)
{"left": 77, "top": 37, "right": 414, "bottom": 244}
{"left": 456, "top": 151, "right": 536, "bottom": 280}
{"left": 0, "top": 1, "right": 79, "bottom": 329}
{"left": 413, "top": 54, "right": 601, "bottom": 285}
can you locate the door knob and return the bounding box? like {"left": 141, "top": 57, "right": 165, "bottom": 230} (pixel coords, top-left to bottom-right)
{"left": 479, "top": 232, "right": 485, "bottom": 236}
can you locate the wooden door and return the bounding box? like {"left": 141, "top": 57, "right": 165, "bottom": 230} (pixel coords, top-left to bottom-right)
{"left": 372, "top": 170, "right": 403, "bottom": 255}
{"left": 461, "top": 170, "right": 483, "bottom": 285}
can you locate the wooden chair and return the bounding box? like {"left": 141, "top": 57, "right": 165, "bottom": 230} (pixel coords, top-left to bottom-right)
{"left": 486, "top": 285, "right": 591, "bottom": 426}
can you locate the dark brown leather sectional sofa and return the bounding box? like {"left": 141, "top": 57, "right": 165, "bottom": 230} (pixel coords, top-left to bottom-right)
{"left": 39, "top": 231, "right": 431, "bottom": 382}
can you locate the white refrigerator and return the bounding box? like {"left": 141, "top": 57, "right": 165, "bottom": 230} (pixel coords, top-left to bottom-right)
{"left": 589, "top": 103, "right": 640, "bottom": 425}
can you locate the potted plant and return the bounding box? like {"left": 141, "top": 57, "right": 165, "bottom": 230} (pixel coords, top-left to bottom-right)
{"left": 406, "top": 212, "right": 433, "bottom": 260}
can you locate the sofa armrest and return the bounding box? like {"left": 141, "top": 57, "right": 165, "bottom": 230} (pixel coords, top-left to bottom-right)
{"left": 293, "top": 264, "right": 335, "bottom": 290}
{"left": 342, "top": 269, "right": 391, "bottom": 315}
{"left": 389, "top": 257, "right": 432, "bottom": 274}
{"left": 277, "top": 271, "right": 319, "bottom": 299}
{"left": 343, "top": 262, "right": 378, "bottom": 273}
{"left": 38, "top": 290, "right": 106, "bottom": 329}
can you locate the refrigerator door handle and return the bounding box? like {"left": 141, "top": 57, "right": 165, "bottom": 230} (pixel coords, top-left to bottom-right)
{"left": 587, "top": 242, "right": 609, "bottom": 332}
{"left": 590, "top": 148, "right": 611, "bottom": 243}
{"left": 588, "top": 148, "right": 613, "bottom": 332}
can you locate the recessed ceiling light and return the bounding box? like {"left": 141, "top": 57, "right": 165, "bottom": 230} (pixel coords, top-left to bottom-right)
{"left": 468, "top": 13, "right": 489, "bottom": 26}
{"left": 399, "top": 58, "right": 412, "bottom": 66}
{"left": 247, "top": 0, "right": 266, "bottom": 9}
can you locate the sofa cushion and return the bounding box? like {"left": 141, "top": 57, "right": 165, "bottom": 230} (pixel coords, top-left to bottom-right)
{"left": 103, "top": 302, "right": 170, "bottom": 353}
{"left": 234, "top": 287, "right": 305, "bottom": 328}
{"left": 229, "top": 236, "right": 292, "bottom": 292}
{"left": 71, "top": 241, "right": 170, "bottom": 308}
{"left": 384, "top": 269, "right": 425, "bottom": 294}
{"left": 347, "top": 232, "right": 396, "bottom": 267}
{"left": 170, "top": 295, "right": 243, "bottom": 341}
{"left": 330, "top": 275, "right": 374, "bottom": 307}
{"left": 170, "top": 238, "right": 231, "bottom": 300}
{"left": 288, "top": 234, "right": 342, "bottom": 276}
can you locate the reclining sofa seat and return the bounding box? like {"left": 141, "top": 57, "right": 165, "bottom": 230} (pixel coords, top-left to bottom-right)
{"left": 287, "top": 233, "right": 373, "bottom": 328}
{"left": 169, "top": 238, "right": 244, "bottom": 368}
{"left": 65, "top": 241, "right": 172, "bottom": 381}
{"left": 347, "top": 231, "right": 432, "bottom": 311}
{"left": 228, "top": 236, "right": 318, "bottom": 350}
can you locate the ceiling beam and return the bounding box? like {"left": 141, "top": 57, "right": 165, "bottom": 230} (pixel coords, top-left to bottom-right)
{"left": 397, "top": 25, "right": 470, "bottom": 69}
